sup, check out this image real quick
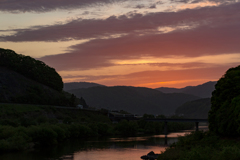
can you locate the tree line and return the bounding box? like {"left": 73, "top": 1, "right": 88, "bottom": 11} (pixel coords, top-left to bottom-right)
{"left": 0, "top": 104, "right": 194, "bottom": 151}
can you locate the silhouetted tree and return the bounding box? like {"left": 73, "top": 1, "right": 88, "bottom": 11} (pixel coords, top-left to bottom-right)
{"left": 79, "top": 97, "right": 88, "bottom": 108}
{"left": 69, "top": 94, "right": 77, "bottom": 107}
{"left": 208, "top": 65, "right": 240, "bottom": 136}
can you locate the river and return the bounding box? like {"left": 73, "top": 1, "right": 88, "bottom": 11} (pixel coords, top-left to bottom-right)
{"left": 0, "top": 127, "right": 207, "bottom": 160}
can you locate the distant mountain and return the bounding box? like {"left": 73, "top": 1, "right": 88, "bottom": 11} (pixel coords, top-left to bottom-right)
{"left": 67, "top": 86, "right": 199, "bottom": 115}
{"left": 64, "top": 82, "right": 104, "bottom": 91}
{"left": 155, "top": 87, "right": 182, "bottom": 93}
{"left": 175, "top": 98, "right": 211, "bottom": 119}
{"left": 155, "top": 81, "right": 217, "bottom": 98}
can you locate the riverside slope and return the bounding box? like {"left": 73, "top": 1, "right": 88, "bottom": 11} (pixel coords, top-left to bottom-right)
{"left": 0, "top": 67, "right": 73, "bottom": 106}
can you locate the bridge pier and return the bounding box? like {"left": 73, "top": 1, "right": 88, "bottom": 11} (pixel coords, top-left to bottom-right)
{"left": 143, "top": 118, "right": 208, "bottom": 145}
{"left": 163, "top": 121, "right": 200, "bottom": 144}
{"left": 164, "top": 121, "right": 168, "bottom": 145}
{"left": 195, "top": 122, "right": 199, "bottom": 131}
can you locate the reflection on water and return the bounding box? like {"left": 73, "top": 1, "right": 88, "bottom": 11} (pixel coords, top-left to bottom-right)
{"left": 73, "top": 146, "right": 165, "bottom": 160}
{"left": 108, "top": 137, "right": 150, "bottom": 142}
{"left": 0, "top": 128, "right": 207, "bottom": 160}
{"left": 61, "top": 135, "right": 173, "bottom": 160}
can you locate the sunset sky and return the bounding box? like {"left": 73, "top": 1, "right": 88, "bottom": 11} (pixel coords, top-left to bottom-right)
{"left": 1, "top": 0, "right": 240, "bottom": 88}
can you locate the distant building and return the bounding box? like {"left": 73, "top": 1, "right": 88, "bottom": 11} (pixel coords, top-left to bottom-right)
{"left": 76, "top": 104, "right": 83, "bottom": 109}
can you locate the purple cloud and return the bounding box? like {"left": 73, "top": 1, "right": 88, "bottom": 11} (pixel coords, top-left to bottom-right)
{"left": 1, "top": 2, "right": 240, "bottom": 42}
{"left": 134, "top": 4, "right": 156, "bottom": 9}
{"left": 171, "top": 0, "right": 236, "bottom": 3}
{"left": 0, "top": 0, "right": 126, "bottom": 13}
{"left": 39, "top": 17, "right": 240, "bottom": 71}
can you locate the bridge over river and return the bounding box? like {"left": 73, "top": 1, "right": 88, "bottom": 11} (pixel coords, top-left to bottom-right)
{"left": 109, "top": 115, "right": 208, "bottom": 138}
{"left": 145, "top": 118, "right": 208, "bottom": 131}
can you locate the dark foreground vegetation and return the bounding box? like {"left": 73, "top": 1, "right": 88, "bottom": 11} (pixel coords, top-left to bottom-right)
{"left": 0, "top": 104, "right": 194, "bottom": 152}
{"left": 158, "top": 65, "right": 240, "bottom": 160}
{"left": 158, "top": 131, "right": 240, "bottom": 160}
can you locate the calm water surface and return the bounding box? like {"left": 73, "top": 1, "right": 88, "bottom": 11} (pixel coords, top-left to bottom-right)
{"left": 0, "top": 128, "right": 205, "bottom": 160}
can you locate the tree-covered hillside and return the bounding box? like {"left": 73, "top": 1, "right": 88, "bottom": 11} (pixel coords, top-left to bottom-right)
{"left": 0, "top": 48, "right": 79, "bottom": 107}
{"left": 0, "top": 48, "right": 63, "bottom": 91}
{"left": 156, "top": 81, "right": 216, "bottom": 98}
{"left": 175, "top": 98, "right": 211, "bottom": 119}
{"left": 68, "top": 86, "right": 199, "bottom": 115}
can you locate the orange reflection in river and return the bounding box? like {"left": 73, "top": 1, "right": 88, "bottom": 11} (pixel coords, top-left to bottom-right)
{"left": 73, "top": 146, "right": 166, "bottom": 160}
{"left": 60, "top": 127, "right": 209, "bottom": 160}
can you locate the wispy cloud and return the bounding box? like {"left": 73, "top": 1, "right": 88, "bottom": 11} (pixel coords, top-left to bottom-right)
{"left": 1, "top": 0, "right": 239, "bottom": 88}
{"left": 1, "top": 2, "right": 239, "bottom": 42}
{"left": 39, "top": 18, "right": 240, "bottom": 71}
{"left": 0, "top": 0, "right": 126, "bottom": 13}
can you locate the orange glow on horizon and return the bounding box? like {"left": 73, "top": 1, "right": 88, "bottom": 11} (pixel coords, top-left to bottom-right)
{"left": 62, "top": 77, "right": 219, "bottom": 89}
{"left": 138, "top": 79, "right": 218, "bottom": 89}
{"left": 60, "top": 64, "right": 229, "bottom": 89}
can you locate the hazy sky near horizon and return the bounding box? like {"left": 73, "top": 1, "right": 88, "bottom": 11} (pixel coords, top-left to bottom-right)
{"left": 1, "top": 0, "right": 240, "bottom": 88}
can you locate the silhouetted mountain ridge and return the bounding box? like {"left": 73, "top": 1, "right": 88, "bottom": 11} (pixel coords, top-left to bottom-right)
{"left": 155, "top": 81, "right": 217, "bottom": 98}
{"left": 64, "top": 82, "right": 105, "bottom": 91}
{"left": 175, "top": 98, "right": 211, "bottom": 119}
{"left": 67, "top": 86, "right": 200, "bottom": 115}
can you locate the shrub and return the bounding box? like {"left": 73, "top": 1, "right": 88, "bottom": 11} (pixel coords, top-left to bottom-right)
{"left": 28, "top": 125, "right": 58, "bottom": 146}
{"left": 0, "top": 126, "right": 31, "bottom": 151}
{"left": 96, "top": 123, "right": 112, "bottom": 136}
{"left": 0, "top": 126, "right": 16, "bottom": 139}
{"left": 114, "top": 120, "right": 138, "bottom": 136}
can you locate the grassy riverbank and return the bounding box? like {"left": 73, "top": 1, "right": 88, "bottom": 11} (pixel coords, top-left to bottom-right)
{"left": 158, "top": 131, "right": 240, "bottom": 160}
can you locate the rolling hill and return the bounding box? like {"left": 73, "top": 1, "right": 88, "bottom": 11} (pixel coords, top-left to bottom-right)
{"left": 0, "top": 48, "right": 79, "bottom": 106}
{"left": 175, "top": 98, "right": 211, "bottom": 119}
{"left": 67, "top": 86, "right": 200, "bottom": 115}
{"left": 155, "top": 81, "right": 217, "bottom": 98}
{"left": 0, "top": 67, "right": 68, "bottom": 105}
{"left": 64, "top": 82, "right": 105, "bottom": 91}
